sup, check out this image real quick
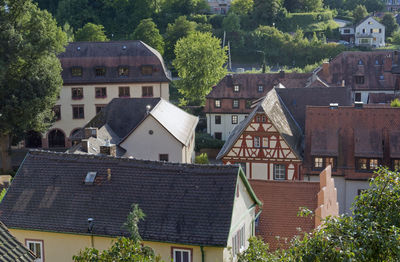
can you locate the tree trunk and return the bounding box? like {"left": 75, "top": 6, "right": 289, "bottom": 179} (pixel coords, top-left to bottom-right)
{"left": 0, "top": 134, "right": 12, "bottom": 174}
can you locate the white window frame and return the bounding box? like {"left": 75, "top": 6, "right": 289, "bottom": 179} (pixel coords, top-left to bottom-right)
{"left": 254, "top": 136, "right": 260, "bottom": 148}
{"left": 26, "top": 239, "right": 44, "bottom": 262}
{"left": 262, "top": 137, "right": 269, "bottom": 148}
{"left": 172, "top": 248, "right": 191, "bottom": 262}
{"left": 232, "top": 225, "right": 245, "bottom": 257}
{"left": 232, "top": 115, "right": 238, "bottom": 124}
{"left": 274, "top": 164, "right": 286, "bottom": 180}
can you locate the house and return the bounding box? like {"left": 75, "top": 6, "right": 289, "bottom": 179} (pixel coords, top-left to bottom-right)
{"left": 204, "top": 72, "right": 317, "bottom": 141}
{"left": 207, "top": 0, "right": 231, "bottom": 14}
{"left": 338, "top": 17, "right": 385, "bottom": 47}
{"left": 338, "top": 26, "right": 355, "bottom": 43}
{"left": 302, "top": 104, "right": 400, "bottom": 214}
{"left": 216, "top": 86, "right": 352, "bottom": 180}
{"left": 0, "top": 221, "right": 36, "bottom": 261}
{"left": 26, "top": 41, "right": 171, "bottom": 149}
{"left": 386, "top": 0, "right": 400, "bottom": 12}
{"left": 316, "top": 51, "right": 400, "bottom": 103}
{"left": 0, "top": 150, "right": 262, "bottom": 262}
{"left": 250, "top": 166, "right": 338, "bottom": 250}
{"left": 68, "top": 97, "right": 198, "bottom": 163}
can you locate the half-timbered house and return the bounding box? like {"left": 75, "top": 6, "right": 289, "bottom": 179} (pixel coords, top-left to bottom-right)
{"left": 217, "top": 89, "right": 303, "bottom": 180}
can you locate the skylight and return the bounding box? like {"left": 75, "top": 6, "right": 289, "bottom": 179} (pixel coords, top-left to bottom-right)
{"left": 84, "top": 172, "right": 97, "bottom": 185}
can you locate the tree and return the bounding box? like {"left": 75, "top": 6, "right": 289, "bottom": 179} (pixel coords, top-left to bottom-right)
{"left": 353, "top": 5, "right": 368, "bottom": 24}
{"left": 381, "top": 13, "right": 398, "bottom": 38}
{"left": 252, "top": 0, "right": 284, "bottom": 26}
{"left": 56, "top": 0, "right": 101, "bottom": 31}
{"left": 391, "top": 98, "right": 400, "bottom": 107}
{"left": 0, "top": 0, "right": 67, "bottom": 172}
{"left": 63, "top": 22, "right": 74, "bottom": 42}
{"left": 230, "top": 0, "right": 254, "bottom": 15}
{"left": 173, "top": 32, "right": 227, "bottom": 106}
{"left": 195, "top": 153, "right": 209, "bottom": 164}
{"left": 239, "top": 168, "right": 400, "bottom": 261}
{"left": 130, "top": 18, "right": 164, "bottom": 55}
{"left": 392, "top": 29, "right": 400, "bottom": 45}
{"left": 222, "top": 13, "right": 241, "bottom": 33}
{"left": 75, "top": 23, "right": 108, "bottom": 42}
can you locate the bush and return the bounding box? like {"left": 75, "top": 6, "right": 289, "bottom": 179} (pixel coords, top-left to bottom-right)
{"left": 278, "top": 11, "right": 335, "bottom": 32}
{"left": 195, "top": 133, "right": 225, "bottom": 151}
{"left": 391, "top": 98, "right": 400, "bottom": 107}
{"left": 195, "top": 153, "right": 210, "bottom": 164}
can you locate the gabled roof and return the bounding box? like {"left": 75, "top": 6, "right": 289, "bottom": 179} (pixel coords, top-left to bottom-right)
{"left": 0, "top": 221, "right": 36, "bottom": 261}
{"left": 355, "top": 16, "right": 384, "bottom": 29}
{"left": 217, "top": 88, "right": 303, "bottom": 160}
{"left": 59, "top": 41, "right": 170, "bottom": 85}
{"left": 0, "top": 151, "right": 260, "bottom": 247}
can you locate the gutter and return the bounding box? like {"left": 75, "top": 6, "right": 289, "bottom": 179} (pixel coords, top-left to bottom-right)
{"left": 200, "top": 246, "right": 205, "bottom": 262}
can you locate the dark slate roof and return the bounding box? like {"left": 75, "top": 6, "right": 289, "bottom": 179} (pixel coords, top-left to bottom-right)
{"left": 59, "top": 41, "right": 170, "bottom": 85}
{"left": 0, "top": 150, "right": 259, "bottom": 247}
{"left": 276, "top": 86, "right": 353, "bottom": 131}
{"left": 0, "top": 221, "right": 36, "bottom": 261}
{"left": 217, "top": 88, "right": 303, "bottom": 160}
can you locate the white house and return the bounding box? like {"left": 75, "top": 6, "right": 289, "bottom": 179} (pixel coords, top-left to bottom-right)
{"left": 355, "top": 16, "right": 385, "bottom": 47}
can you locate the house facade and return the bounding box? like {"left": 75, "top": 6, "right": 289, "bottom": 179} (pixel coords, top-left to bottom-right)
{"left": 69, "top": 98, "right": 198, "bottom": 163}
{"left": 0, "top": 150, "right": 261, "bottom": 262}
{"left": 302, "top": 105, "right": 400, "bottom": 214}
{"left": 355, "top": 17, "right": 385, "bottom": 47}
{"left": 207, "top": 0, "right": 231, "bottom": 14}
{"left": 31, "top": 41, "right": 170, "bottom": 149}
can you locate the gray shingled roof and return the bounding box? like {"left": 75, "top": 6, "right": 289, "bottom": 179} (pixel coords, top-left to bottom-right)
{"left": 0, "top": 221, "right": 35, "bottom": 261}
{"left": 217, "top": 88, "right": 304, "bottom": 160}
{"left": 0, "top": 151, "right": 258, "bottom": 247}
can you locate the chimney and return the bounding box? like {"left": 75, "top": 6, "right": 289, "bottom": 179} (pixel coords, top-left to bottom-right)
{"left": 279, "top": 70, "right": 285, "bottom": 79}
{"left": 354, "top": 101, "right": 363, "bottom": 109}
{"left": 100, "top": 141, "right": 116, "bottom": 157}
{"left": 341, "top": 80, "right": 345, "bottom": 87}
{"left": 84, "top": 127, "right": 98, "bottom": 139}
{"left": 329, "top": 103, "right": 338, "bottom": 109}
{"left": 107, "top": 168, "right": 111, "bottom": 181}
{"left": 322, "top": 62, "right": 330, "bottom": 78}
{"left": 82, "top": 139, "right": 89, "bottom": 153}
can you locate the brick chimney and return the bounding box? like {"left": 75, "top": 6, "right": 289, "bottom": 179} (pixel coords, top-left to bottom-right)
{"left": 321, "top": 62, "right": 330, "bottom": 79}
{"left": 84, "top": 127, "right": 98, "bottom": 139}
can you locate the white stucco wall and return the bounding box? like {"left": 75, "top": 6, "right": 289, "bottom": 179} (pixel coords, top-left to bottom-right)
{"left": 355, "top": 17, "right": 385, "bottom": 47}
{"left": 50, "top": 82, "right": 169, "bottom": 139}
{"left": 120, "top": 115, "right": 185, "bottom": 163}
{"left": 206, "top": 113, "right": 248, "bottom": 141}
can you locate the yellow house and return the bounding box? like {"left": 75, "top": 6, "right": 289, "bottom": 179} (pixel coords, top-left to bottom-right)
{"left": 0, "top": 150, "right": 261, "bottom": 262}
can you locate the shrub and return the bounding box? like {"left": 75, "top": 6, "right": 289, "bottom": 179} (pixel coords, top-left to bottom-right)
{"left": 195, "top": 133, "right": 225, "bottom": 151}
{"left": 195, "top": 153, "right": 210, "bottom": 164}
{"left": 391, "top": 98, "right": 400, "bottom": 107}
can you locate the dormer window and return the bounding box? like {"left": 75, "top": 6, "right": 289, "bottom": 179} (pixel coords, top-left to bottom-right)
{"left": 233, "top": 85, "right": 240, "bottom": 92}
{"left": 215, "top": 100, "right": 221, "bottom": 108}
{"left": 118, "top": 66, "right": 129, "bottom": 77}
{"left": 95, "top": 67, "right": 106, "bottom": 77}
{"left": 375, "top": 60, "right": 379, "bottom": 65}
{"left": 258, "top": 85, "right": 263, "bottom": 92}
{"left": 358, "top": 59, "right": 363, "bottom": 65}
{"left": 141, "top": 65, "right": 153, "bottom": 76}
{"left": 355, "top": 76, "right": 365, "bottom": 84}
{"left": 71, "top": 67, "right": 82, "bottom": 77}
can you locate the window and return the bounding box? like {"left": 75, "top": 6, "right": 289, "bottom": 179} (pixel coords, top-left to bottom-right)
{"left": 53, "top": 105, "right": 61, "bottom": 121}
{"left": 372, "top": 28, "right": 379, "bottom": 33}
{"left": 233, "top": 85, "right": 240, "bottom": 92}
{"left": 95, "top": 104, "right": 106, "bottom": 114}
{"left": 26, "top": 240, "right": 43, "bottom": 262}
{"left": 358, "top": 158, "right": 367, "bottom": 170}
{"left": 379, "top": 75, "right": 384, "bottom": 80}
{"left": 215, "top": 115, "right": 221, "bottom": 125}
{"left": 258, "top": 85, "right": 264, "bottom": 92}
{"left": 233, "top": 99, "right": 239, "bottom": 108}
{"left": 71, "top": 67, "right": 82, "bottom": 77}
{"left": 232, "top": 115, "right": 238, "bottom": 124}
{"left": 314, "top": 157, "right": 336, "bottom": 169}
{"left": 159, "top": 154, "right": 169, "bottom": 162}
{"left": 355, "top": 92, "right": 362, "bottom": 102}
{"left": 172, "top": 248, "right": 191, "bottom": 262}
{"left": 370, "top": 28, "right": 373, "bottom": 34}
{"left": 215, "top": 132, "right": 222, "bottom": 140}
{"left": 215, "top": 100, "right": 221, "bottom": 108}
{"left": 370, "top": 159, "right": 378, "bottom": 169}
{"left": 118, "top": 66, "right": 129, "bottom": 77}
{"left": 119, "top": 86, "right": 130, "bottom": 97}
{"left": 72, "top": 105, "right": 84, "bottom": 119}
{"left": 362, "top": 28, "right": 366, "bottom": 34}
{"left": 142, "top": 86, "right": 153, "bottom": 97}
{"left": 355, "top": 76, "right": 365, "bottom": 84}
{"left": 261, "top": 116, "right": 266, "bottom": 122}
{"left": 141, "top": 65, "right": 153, "bottom": 75}
{"left": 357, "top": 158, "right": 380, "bottom": 171}
{"left": 95, "top": 67, "right": 106, "bottom": 77}
{"left": 360, "top": 38, "right": 370, "bottom": 44}
{"left": 256, "top": 116, "right": 260, "bottom": 122}
{"left": 379, "top": 28, "right": 382, "bottom": 33}
{"left": 71, "top": 87, "right": 83, "bottom": 99}
{"left": 393, "top": 159, "right": 400, "bottom": 170}
{"left": 262, "top": 137, "right": 268, "bottom": 148}
{"left": 326, "top": 157, "right": 335, "bottom": 168}
{"left": 254, "top": 136, "right": 260, "bottom": 148}
{"left": 314, "top": 157, "right": 323, "bottom": 168}
{"left": 274, "top": 164, "right": 286, "bottom": 180}
{"left": 95, "top": 87, "right": 107, "bottom": 98}
{"left": 344, "top": 29, "right": 350, "bottom": 33}
{"left": 246, "top": 100, "right": 252, "bottom": 109}
{"left": 232, "top": 225, "right": 245, "bottom": 257}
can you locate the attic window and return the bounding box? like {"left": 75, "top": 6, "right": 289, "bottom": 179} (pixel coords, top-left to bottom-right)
{"left": 84, "top": 172, "right": 97, "bottom": 185}
{"left": 72, "top": 67, "right": 82, "bottom": 77}
{"left": 95, "top": 67, "right": 106, "bottom": 77}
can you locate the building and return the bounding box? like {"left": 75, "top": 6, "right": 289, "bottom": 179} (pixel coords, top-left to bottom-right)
{"left": 250, "top": 166, "right": 338, "bottom": 250}
{"left": 355, "top": 17, "right": 385, "bottom": 47}
{"left": 33, "top": 41, "right": 170, "bottom": 149}
{"left": 0, "top": 221, "right": 36, "bottom": 261}
{"left": 316, "top": 51, "right": 400, "bottom": 103}
{"left": 385, "top": 0, "right": 400, "bottom": 12}
{"left": 0, "top": 150, "right": 261, "bottom": 262}
{"left": 207, "top": 0, "right": 231, "bottom": 14}
{"left": 216, "top": 86, "right": 352, "bottom": 180}
{"left": 205, "top": 72, "right": 316, "bottom": 141}
{"left": 302, "top": 104, "right": 400, "bottom": 214}
{"left": 68, "top": 98, "right": 198, "bottom": 163}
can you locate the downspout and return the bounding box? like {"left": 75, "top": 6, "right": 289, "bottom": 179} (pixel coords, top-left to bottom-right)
{"left": 200, "top": 246, "right": 205, "bottom": 262}
{"left": 159, "top": 82, "right": 162, "bottom": 98}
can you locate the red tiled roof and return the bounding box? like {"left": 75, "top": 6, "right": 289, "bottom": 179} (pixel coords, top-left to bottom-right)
{"left": 250, "top": 180, "right": 319, "bottom": 250}
{"left": 368, "top": 93, "right": 400, "bottom": 104}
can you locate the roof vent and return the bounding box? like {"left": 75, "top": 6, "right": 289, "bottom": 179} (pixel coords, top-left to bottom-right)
{"left": 329, "top": 103, "right": 339, "bottom": 109}
{"left": 355, "top": 101, "right": 364, "bottom": 109}
{"left": 146, "top": 104, "right": 151, "bottom": 114}
{"left": 77, "top": 46, "right": 81, "bottom": 51}
{"left": 84, "top": 172, "right": 97, "bottom": 185}
{"left": 122, "top": 45, "right": 127, "bottom": 50}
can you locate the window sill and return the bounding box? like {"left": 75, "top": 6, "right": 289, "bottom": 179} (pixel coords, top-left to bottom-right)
{"left": 73, "top": 117, "right": 85, "bottom": 120}
{"left": 72, "top": 97, "right": 83, "bottom": 100}
{"left": 95, "top": 96, "right": 107, "bottom": 99}
{"left": 142, "top": 95, "right": 154, "bottom": 98}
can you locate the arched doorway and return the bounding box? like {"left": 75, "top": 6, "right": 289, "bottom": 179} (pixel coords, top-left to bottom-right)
{"left": 48, "top": 129, "right": 65, "bottom": 148}
{"left": 25, "top": 131, "right": 42, "bottom": 148}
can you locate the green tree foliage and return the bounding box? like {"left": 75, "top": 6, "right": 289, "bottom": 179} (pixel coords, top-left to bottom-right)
{"left": 353, "top": 5, "right": 368, "bottom": 24}
{"left": 124, "top": 204, "right": 145, "bottom": 243}
{"left": 0, "top": 0, "right": 67, "bottom": 172}
{"left": 63, "top": 22, "right": 74, "bottom": 42}
{"left": 284, "top": 0, "right": 322, "bottom": 12}
{"left": 131, "top": 18, "right": 165, "bottom": 55}
{"left": 56, "top": 0, "right": 101, "bottom": 31}
{"left": 75, "top": 23, "right": 109, "bottom": 42}
{"left": 381, "top": 13, "right": 398, "bottom": 38}
{"left": 239, "top": 168, "right": 400, "bottom": 261}
{"left": 392, "top": 29, "right": 400, "bottom": 45}
{"left": 253, "top": 0, "right": 284, "bottom": 26}
{"left": 345, "top": 0, "right": 384, "bottom": 13}
{"left": 230, "top": 0, "right": 254, "bottom": 15}
{"left": 223, "top": 13, "right": 241, "bottom": 33}
{"left": 173, "top": 32, "right": 227, "bottom": 106}
{"left": 164, "top": 16, "right": 197, "bottom": 62}
{"left": 194, "top": 153, "right": 209, "bottom": 164}
{"left": 237, "top": 237, "right": 271, "bottom": 262}
{"left": 391, "top": 98, "right": 400, "bottom": 107}
{"left": 33, "top": 0, "right": 59, "bottom": 15}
